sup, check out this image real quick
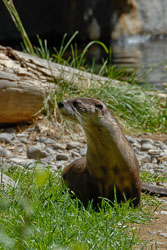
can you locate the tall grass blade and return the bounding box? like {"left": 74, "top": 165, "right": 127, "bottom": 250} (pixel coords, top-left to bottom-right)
{"left": 2, "top": 0, "right": 34, "bottom": 55}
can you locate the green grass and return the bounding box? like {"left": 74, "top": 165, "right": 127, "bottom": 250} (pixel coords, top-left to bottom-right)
{"left": 55, "top": 79, "right": 167, "bottom": 133}
{"left": 0, "top": 167, "right": 161, "bottom": 250}
{"left": 141, "top": 171, "right": 167, "bottom": 184}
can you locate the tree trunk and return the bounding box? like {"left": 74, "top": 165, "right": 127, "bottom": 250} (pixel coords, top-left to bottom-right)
{"left": 0, "top": 45, "right": 120, "bottom": 124}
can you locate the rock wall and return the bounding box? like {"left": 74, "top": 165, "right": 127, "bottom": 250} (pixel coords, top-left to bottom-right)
{"left": 1, "top": 0, "right": 167, "bottom": 45}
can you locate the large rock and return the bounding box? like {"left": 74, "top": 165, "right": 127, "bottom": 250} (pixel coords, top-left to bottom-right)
{"left": 111, "top": 0, "right": 167, "bottom": 40}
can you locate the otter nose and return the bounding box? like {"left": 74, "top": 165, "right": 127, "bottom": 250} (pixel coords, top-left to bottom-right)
{"left": 58, "top": 101, "right": 64, "bottom": 109}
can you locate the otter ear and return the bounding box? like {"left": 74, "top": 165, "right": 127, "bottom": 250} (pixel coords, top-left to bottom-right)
{"left": 95, "top": 104, "right": 103, "bottom": 110}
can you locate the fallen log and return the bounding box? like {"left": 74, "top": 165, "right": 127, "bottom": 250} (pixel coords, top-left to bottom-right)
{"left": 1, "top": 45, "right": 166, "bottom": 124}
{"left": 0, "top": 45, "right": 120, "bottom": 124}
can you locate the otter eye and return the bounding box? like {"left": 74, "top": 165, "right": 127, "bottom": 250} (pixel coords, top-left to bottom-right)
{"left": 95, "top": 104, "right": 103, "bottom": 110}
{"left": 73, "top": 101, "right": 80, "bottom": 108}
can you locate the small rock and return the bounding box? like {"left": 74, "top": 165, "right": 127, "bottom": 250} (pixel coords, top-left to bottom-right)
{"left": 160, "top": 144, "right": 167, "bottom": 150}
{"left": 125, "top": 136, "right": 137, "bottom": 144}
{"left": 45, "top": 147, "right": 56, "bottom": 155}
{"left": 132, "top": 142, "right": 141, "bottom": 149}
{"left": 17, "top": 132, "right": 28, "bottom": 138}
{"left": 154, "top": 141, "right": 163, "bottom": 147}
{"left": 45, "top": 138, "right": 57, "bottom": 144}
{"left": 80, "top": 146, "right": 87, "bottom": 156}
{"left": 141, "top": 143, "right": 153, "bottom": 151}
{"left": 71, "top": 150, "right": 81, "bottom": 158}
{"left": 151, "top": 158, "right": 157, "bottom": 164}
{"left": 9, "top": 157, "right": 33, "bottom": 167}
{"left": 66, "top": 141, "right": 81, "bottom": 150}
{"left": 0, "top": 146, "right": 12, "bottom": 158}
{"left": 56, "top": 154, "right": 69, "bottom": 161}
{"left": 143, "top": 132, "right": 152, "bottom": 136}
{"left": 148, "top": 149, "right": 161, "bottom": 156}
{"left": 55, "top": 133, "right": 61, "bottom": 140}
{"left": 27, "top": 146, "right": 48, "bottom": 159}
{"left": 159, "top": 233, "right": 167, "bottom": 238}
{"left": 18, "top": 148, "right": 24, "bottom": 153}
{"left": 160, "top": 211, "right": 167, "bottom": 215}
{"left": 0, "top": 133, "right": 15, "bottom": 143}
{"left": 39, "top": 137, "right": 47, "bottom": 143}
{"left": 52, "top": 143, "right": 67, "bottom": 150}
{"left": 20, "top": 138, "right": 28, "bottom": 144}
{"left": 141, "top": 138, "right": 153, "bottom": 145}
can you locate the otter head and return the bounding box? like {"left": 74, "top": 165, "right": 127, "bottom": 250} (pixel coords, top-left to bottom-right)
{"left": 58, "top": 98, "right": 109, "bottom": 128}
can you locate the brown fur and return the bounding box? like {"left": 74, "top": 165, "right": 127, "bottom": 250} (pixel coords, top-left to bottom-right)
{"left": 58, "top": 98, "right": 166, "bottom": 207}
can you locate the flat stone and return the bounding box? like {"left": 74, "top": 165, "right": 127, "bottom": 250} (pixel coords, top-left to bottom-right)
{"left": 39, "top": 137, "right": 47, "bottom": 143}
{"left": 9, "top": 157, "right": 33, "bottom": 167}
{"left": 154, "top": 141, "right": 163, "bottom": 147}
{"left": 160, "top": 211, "right": 167, "bottom": 215}
{"left": 45, "top": 147, "right": 56, "bottom": 155}
{"left": 132, "top": 142, "right": 141, "bottom": 149}
{"left": 148, "top": 149, "right": 161, "bottom": 156}
{"left": 16, "top": 132, "right": 28, "bottom": 138}
{"left": 56, "top": 154, "right": 69, "bottom": 161}
{"left": 0, "top": 133, "right": 15, "bottom": 143}
{"left": 159, "top": 233, "right": 167, "bottom": 238}
{"left": 125, "top": 135, "right": 137, "bottom": 144}
{"left": 0, "top": 146, "right": 12, "bottom": 158}
{"left": 71, "top": 150, "right": 81, "bottom": 157}
{"left": 44, "top": 138, "right": 57, "bottom": 144}
{"left": 160, "top": 144, "right": 167, "bottom": 150}
{"left": 141, "top": 143, "right": 154, "bottom": 151}
{"left": 27, "top": 146, "right": 48, "bottom": 159}
{"left": 52, "top": 143, "right": 67, "bottom": 150}
{"left": 141, "top": 138, "right": 153, "bottom": 145}
{"left": 66, "top": 141, "right": 81, "bottom": 150}
{"left": 20, "top": 138, "right": 28, "bottom": 144}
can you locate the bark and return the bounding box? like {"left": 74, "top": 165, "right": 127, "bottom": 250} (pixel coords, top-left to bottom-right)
{"left": 0, "top": 45, "right": 120, "bottom": 124}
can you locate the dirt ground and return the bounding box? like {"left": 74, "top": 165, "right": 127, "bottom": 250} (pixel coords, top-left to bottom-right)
{"left": 136, "top": 197, "right": 167, "bottom": 249}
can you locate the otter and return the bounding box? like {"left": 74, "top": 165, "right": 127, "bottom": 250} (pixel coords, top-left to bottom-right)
{"left": 58, "top": 98, "right": 167, "bottom": 207}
